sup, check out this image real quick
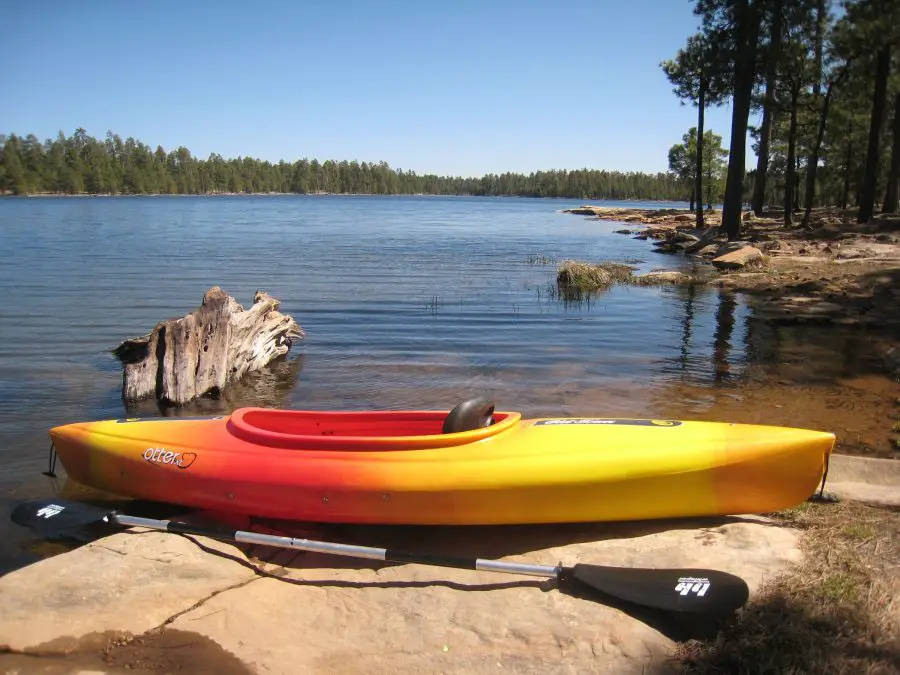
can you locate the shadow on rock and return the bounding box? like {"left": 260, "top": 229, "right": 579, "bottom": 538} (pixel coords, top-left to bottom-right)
{"left": 556, "top": 574, "right": 740, "bottom": 643}
{"left": 178, "top": 534, "right": 742, "bottom": 643}
{"left": 232, "top": 513, "right": 758, "bottom": 572}
{"left": 0, "top": 628, "right": 253, "bottom": 675}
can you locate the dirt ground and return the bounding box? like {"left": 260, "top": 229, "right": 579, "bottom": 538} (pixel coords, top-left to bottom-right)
{"left": 672, "top": 499, "right": 900, "bottom": 674}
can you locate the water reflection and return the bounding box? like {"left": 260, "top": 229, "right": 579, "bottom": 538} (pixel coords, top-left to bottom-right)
{"left": 713, "top": 292, "right": 738, "bottom": 383}
{"left": 548, "top": 283, "right": 598, "bottom": 312}
{"left": 677, "top": 283, "right": 696, "bottom": 372}
{"left": 123, "top": 354, "right": 307, "bottom": 418}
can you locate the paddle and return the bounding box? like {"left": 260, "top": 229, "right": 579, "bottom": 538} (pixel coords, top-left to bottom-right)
{"left": 11, "top": 498, "right": 750, "bottom": 615}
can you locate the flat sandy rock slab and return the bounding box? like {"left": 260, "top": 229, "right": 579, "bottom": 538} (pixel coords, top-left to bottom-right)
{"left": 829, "top": 454, "right": 900, "bottom": 487}
{"left": 168, "top": 518, "right": 800, "bottom": 674}
{"left": 0, "top": 530, "right": 256, "bottom": 653}
{"left": 827, "top": 454, "right": 900, "bottom": 507}
{"left": 826, "top": 482, "right": 900, "bottom": 507}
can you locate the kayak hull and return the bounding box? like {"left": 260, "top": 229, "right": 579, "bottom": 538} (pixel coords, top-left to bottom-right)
{"left": 48, "top": 407, "right": 835, "bottom": 525}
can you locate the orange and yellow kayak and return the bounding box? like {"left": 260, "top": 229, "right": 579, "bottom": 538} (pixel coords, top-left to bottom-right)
{"left": 48, "top": 400, "right": 835, "bottom": 525}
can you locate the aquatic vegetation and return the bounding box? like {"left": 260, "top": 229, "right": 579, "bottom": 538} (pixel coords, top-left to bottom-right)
{"left": 555, "top": 260, "right": 696, "bottom": 292}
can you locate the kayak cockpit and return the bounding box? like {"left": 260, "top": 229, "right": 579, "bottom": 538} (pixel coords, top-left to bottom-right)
{"left": 226, "top": 399, "right": 522, "bottom": 451}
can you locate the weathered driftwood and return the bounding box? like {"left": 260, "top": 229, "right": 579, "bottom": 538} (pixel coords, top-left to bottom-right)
{"left": 113, "top": 286, "right": 304, "bottom": 405}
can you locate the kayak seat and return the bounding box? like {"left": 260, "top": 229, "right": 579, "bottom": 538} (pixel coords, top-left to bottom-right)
{"left": 442, "top": 397, "right": 495, "bottom": 434}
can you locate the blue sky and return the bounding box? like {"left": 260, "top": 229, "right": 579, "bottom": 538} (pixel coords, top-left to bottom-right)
{"left": 5, "top": 0, "right": 746, "bottom": 177}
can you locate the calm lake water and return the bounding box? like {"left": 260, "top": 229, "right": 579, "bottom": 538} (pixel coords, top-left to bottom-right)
{"left": 0, "top": 195, "right": 894, "bottom": 572}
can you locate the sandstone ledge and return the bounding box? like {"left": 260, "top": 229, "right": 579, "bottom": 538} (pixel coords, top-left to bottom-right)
{"left": 1, "top": 515, "right": 804, "bottom": 673}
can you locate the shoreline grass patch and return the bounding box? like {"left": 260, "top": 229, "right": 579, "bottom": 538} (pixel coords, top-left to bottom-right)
{"left": 556, "top": 260, "right": 635, "bottom": 291}
{"left": 670, "top": 500, "right": 900, "bottom": 673}
{"left": 555, "top": 259, "right": 701, "bottom": 293}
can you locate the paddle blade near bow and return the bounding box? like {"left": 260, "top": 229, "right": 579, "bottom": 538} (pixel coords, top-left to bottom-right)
{"left": 562, "top": 563, "right": 750, "bottom": 615}
{"left": 10, "top": 499, "right": 114, "bottom": 539}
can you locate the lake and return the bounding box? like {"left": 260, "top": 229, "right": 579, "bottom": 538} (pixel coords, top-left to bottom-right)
{"left": 0, "top": 195, "right": 892, "bottom": 571}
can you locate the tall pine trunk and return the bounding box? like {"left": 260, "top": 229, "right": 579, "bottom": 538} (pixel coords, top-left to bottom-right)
{"left": 841, "top": 123, "right": 853, "bottom": 210}
{"left": 722, "top": 0, "right": 762, "bottom": 241}
{"left": 882, "top": 91, "right": 900, "bottom": 214}
{"left": 802, "top": 69, "right": 846, "bottom": 227}
{"left": 785, "top": 82, "right": 799, "bottom": 227}
{"left": 793, "top": 162, "right": 801, "bottom": 212}
{"left": 858, "top": 46, "right": 891, "bottom": 223}
{"left": 695, "top": 81, "right": 706, "bottom": 227}
{"left": 751, "top": 0, "right": 782, "bottom": 216}
{"left": 802, "top": 0, "right": 826, "bottom": 217}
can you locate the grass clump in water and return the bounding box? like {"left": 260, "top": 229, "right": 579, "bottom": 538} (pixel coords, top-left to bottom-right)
{"left": 671, "top": 501, "right": 900, "bottom": 673}
{"left": 556, "top": 260, "right": 635, "bottom": 291}
{"left": 555, "top": 259, "right": 702, "bottom": 294}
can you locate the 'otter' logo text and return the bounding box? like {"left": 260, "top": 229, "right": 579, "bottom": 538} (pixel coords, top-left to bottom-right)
{"left": 143, "top": 448, "right": 197, "bottom": 469}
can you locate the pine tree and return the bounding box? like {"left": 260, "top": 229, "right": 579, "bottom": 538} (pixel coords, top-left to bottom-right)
{"left": 662, "top": 33, "right": 731, "bottom": 226}
{"left": 696, "top": 0, "right": 765, "bottom": 240}
{"left": 837, "top": 0, "right": 900, "bottom": 222}
{"left": 751, "top": 0, "right": 785, "bottom": 215}
{"left": 883, "top": 92, "right": 900, "bottom": 213}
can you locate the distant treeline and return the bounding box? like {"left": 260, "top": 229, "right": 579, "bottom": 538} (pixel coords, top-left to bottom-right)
{"left": 0, "top": 129, "right": 685, "bottom": 201}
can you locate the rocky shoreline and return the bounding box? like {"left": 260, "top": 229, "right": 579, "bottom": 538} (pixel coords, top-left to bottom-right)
{"left": 562, "top": 205, "right": 900, "bottom": 335}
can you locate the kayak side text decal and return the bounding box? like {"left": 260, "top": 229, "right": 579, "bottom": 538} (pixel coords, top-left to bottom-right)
{"left": 143, "top": 447, "right": 197, "bottom": 469}
{"left": 534, "top": 419, "right": 683, "bottom": 427}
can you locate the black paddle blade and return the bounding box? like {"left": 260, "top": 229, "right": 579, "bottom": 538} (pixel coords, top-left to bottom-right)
{"left": 565, "top": 564, "right": 750, "bottom": 615}
{"left": 11, "top": 498, "right": 113, "bottom": 539}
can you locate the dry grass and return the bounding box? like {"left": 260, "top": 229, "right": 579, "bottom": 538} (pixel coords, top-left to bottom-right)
{"left": 670, "top": 501, "right": 900, "bottom": 674}
{"left": 556, "top": 260, "right": 636, "bottom": 290}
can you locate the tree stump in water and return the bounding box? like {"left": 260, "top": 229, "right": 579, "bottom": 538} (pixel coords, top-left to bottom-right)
{"left": 113, "top": 287, "right": 304, "bottom": 406}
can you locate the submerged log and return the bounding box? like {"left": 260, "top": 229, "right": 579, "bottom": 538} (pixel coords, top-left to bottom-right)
{"left": 113, "top": 287, "right": 304, "bottom": 406}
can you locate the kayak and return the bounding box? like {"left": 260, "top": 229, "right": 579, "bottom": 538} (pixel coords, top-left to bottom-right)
{"left": 47, "top": 398, "right": 835, "bottom": 525}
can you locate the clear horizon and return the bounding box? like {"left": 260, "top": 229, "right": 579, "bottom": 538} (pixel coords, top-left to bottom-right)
{"left": 5, "top": 0, "right": 752, "bottom": 178}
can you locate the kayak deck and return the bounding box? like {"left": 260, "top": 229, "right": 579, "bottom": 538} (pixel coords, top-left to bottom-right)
{"left": 227, "top": 407, "right": 522, "bottom": 450}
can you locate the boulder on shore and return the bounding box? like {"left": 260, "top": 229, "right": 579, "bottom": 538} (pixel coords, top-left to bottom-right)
{"left": 711, "top": 246, "right": 765, "bottom": 270}
{"left": 634, "top": 271, "right": 694, "bottom": 285}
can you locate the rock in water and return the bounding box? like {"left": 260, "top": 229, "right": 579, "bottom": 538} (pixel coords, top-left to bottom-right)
{"left": 634, "top": 271, "right": 694, "bottom": 285}
{"left": 113, "top": 287, "right": 304, "bottom": 406}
